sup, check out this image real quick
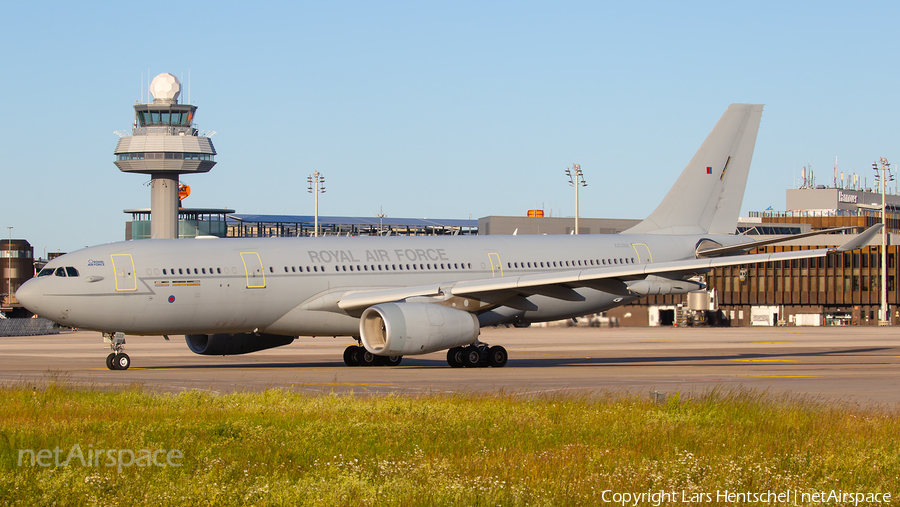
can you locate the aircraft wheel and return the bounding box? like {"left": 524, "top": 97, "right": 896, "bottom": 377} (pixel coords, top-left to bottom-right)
{"left": 357, "top": 349, "right": 377, "bottom": 366}
{"left": 447, "top": 347, "right": 464, "bottom": 368}
{"left": 462, "top": 346, "right": 481, "bottom": 368}
{"left": 113, "top": 353, "right": 131, "bottom": 370}
{"left": 106, "top": 353, "right": 117, "bottom": 370}
{"left": 381, "top": 355, "right": 402, "bottom": 367}
{"left": 343, "top": 346, "right": 360, "bottom": 366}
{"left": 487, "top": 346, "right": 508, "bottom": 368}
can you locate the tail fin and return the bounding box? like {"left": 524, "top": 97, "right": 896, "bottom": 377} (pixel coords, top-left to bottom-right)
{"left": 623, "top": 104, "right": 764, "bottom": 235}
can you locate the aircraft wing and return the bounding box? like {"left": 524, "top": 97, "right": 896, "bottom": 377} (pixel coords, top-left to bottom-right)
{"left": 447, "top": 247, "right": 828, "bottom": 299}
{"left": 338, "top": 226, "right": 882, "bottom": 310}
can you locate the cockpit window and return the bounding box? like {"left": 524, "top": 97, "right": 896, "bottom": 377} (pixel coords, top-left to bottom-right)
{"left": 65, "top": 267, "right": 79, "bottom": 277}
{"left": 55, "top": 267, "right": 67, "bottom": 277}
{"left": 38, "top": 268, "right": 55, "bottom": 277}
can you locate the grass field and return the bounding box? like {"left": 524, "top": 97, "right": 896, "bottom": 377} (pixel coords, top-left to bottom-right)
{"left": 0, "top": 381, "right": 897, "bottom": 506}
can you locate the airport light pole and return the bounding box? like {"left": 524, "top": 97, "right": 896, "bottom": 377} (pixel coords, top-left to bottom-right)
{"left": 307, "top": 171, "right": 325, "bottom": 237}
{"left": 565, "top": 164, "right": 587, "bottom": 234}
{"left": 873, "top": 158, "right": 893, "bottom": 324}
{"left": 377, "top": 207, "right": 386, "bottom": 236}
{"left": 6, "top": 227, "right": 12, "bottom": 305}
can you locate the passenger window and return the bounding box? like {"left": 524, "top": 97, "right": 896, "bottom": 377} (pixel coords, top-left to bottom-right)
{"left": 66, "top": 267, "right": 79, "bottom": 277}
{"left": 268, "top": 267, "right": 273, "bottom": 273}
{"left": 202, "top": 268, "right": 207, "bottom": 274}
{"left": 217, "top": 268, "right": 222, "bottom": 274}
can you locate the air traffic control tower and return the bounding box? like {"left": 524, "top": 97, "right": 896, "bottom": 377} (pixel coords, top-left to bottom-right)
{"left": 113, "top": 73, "right": 216, "bottom": 239}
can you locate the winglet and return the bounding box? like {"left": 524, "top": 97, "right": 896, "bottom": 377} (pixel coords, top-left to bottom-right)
{"left": 832, "top": 224, "right": 883, "bottom": 252}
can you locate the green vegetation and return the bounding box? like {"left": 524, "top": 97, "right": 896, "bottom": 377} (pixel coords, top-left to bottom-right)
{"left": 0, "top": 382, "right": 897, "bottom": 506}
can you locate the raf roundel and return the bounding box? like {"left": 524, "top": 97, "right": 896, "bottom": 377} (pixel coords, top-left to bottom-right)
{"left": 168, "top": 295, "right": 176, "bottom": 304}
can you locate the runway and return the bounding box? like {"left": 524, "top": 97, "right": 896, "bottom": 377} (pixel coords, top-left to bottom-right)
{"left": 1, "top": 326, "right": 898, "bottom": 405}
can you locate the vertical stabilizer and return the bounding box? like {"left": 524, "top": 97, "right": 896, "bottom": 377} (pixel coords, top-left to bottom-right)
{"left": 623, "top": 104, "right": 764, "bottom": 235}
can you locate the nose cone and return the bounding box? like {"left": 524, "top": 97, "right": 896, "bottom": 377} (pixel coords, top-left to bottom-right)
{"left": 15, "top": 279, "right": 41, "bottom": 313}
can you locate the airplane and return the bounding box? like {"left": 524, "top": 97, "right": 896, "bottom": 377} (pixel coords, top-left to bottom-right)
{"left": 15, "top": 104, "right": 882, "bottom": 371}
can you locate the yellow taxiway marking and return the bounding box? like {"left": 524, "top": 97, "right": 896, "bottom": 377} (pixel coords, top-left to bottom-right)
{"left": 750, "top": 342, "right": 792, "bottom": 344}
{"left": 289, "top": 382, "right": 395, "bottom": 386}
{"left": 741, "top": 375, "right": 821, "bottom": 378}
{"left": 731, "top": 359, "right": 797, "bottom": 363}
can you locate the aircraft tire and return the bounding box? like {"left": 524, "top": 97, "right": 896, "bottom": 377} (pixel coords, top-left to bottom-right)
{"left": 343, "top": 346, "right": 360, "bottom": 366}
{"left": 106, "top": 353, "right": 117, "bottom": 370}
{"left": 487, "top": 346, "right": 508, "bottom": 368}
{"left": 447, "top": 347, "right": 464, "bottom": 368}
{"left": 113, "top": 353, "right": 130, "bottom": 370}
{"left": 462, "top": 346, "right": 481, "bottom": 368}
{"left": 381, "top": 355, "right": 402, "bottom": 367}
{"left": 357, "top": 349, "right": 378, "bottom": 366}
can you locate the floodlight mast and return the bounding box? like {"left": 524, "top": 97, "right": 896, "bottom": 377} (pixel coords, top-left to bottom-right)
{"left": 307, "top": 171, "right": 325, "bottom": 237}
{"left": 874, "top": 158, "right": 893, "bottom": 324}
{"left": 565, "top": 164, "right": 587, "bottom": 234}
{"left": 6, "top": 227, "right": 11, "bottom": 307}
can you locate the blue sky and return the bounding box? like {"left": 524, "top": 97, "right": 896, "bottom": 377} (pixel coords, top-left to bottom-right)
{"left": 3, "top": 1, "right": 898, "bottom": 253}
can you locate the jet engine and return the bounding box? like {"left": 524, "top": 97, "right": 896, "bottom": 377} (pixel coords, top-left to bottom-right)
{"left": 185, "top": 333, "right": 295, "bottom": 355}
{"left": 359, "top": 303, "right": 479, "bottom": 356}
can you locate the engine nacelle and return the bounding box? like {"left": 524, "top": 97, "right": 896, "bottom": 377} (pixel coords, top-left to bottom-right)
{"left": 360, "top": 303, "right": 479, "bottom": 356}
{"left": 185, "top": 333, "right": 295, "bottom": 355}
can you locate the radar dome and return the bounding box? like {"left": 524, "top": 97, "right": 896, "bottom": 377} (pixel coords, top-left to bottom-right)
{"left": 150, "top": 73, "right": 181, "bottom": 102}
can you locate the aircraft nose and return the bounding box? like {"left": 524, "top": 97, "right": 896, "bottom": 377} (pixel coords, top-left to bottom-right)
{"left": 15, "top": 279, "right": 41, "bottom": 313}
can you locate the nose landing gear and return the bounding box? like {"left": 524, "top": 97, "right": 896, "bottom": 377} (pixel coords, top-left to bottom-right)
{"left": 103, "top": 332, "right": 131, "bottom": 370}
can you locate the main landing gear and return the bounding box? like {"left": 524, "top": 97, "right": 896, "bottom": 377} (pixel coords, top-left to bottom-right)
{"left": 446, "top": 342, "right": 508, "bottom": 368}
{"left": 343, "top": 344, "right": 403, "bottom": 367}
{"left": 103, "top": 332, "right": 131, "bottom": 370}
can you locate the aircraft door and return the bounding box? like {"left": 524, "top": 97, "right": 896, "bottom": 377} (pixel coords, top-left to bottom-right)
{"left": 110, "top": 254, "right": 137, "bottom": 291}
{"left": 488, "top": 253, "right": 503, "bottom": 277}
{"left": 240, "top": 252, "right": 266, "bottom": 288}
{"left": 632, "top": 243, "right": 653, "bottom": 264}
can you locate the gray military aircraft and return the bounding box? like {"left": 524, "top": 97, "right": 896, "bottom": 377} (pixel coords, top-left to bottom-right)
{"left": 16, "top": 104, "right": 881, "bottom": 370}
